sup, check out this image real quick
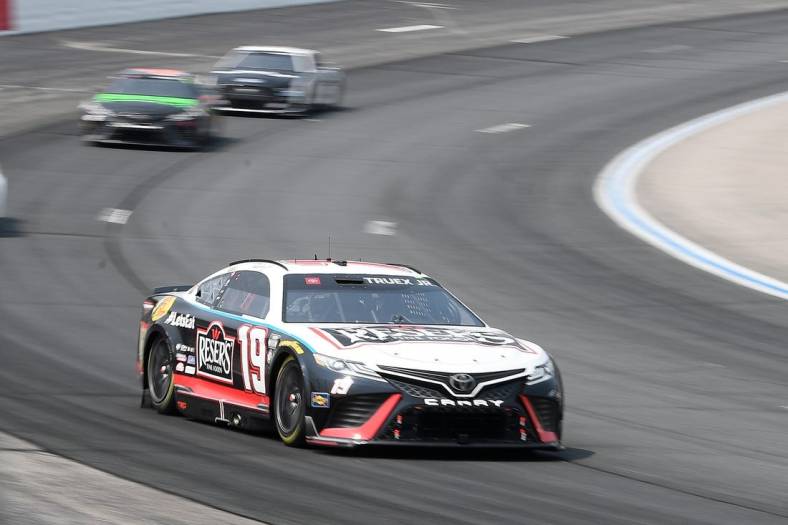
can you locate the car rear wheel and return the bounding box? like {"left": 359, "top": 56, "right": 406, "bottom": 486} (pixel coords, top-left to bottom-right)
{"left": 274, "top": 356, "right": 306, "bottom": 446}
{"left": 146, "top": 337, "right": 176, "bottom": 414}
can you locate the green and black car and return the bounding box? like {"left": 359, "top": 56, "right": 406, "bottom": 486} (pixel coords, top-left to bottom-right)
{"left": 79, "top": 69, "right": 221, "bottom": 149}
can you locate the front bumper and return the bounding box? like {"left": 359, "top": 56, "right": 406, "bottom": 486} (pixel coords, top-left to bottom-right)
{"left": 305, "top": 378, "right": 563, "bottom": 449}
{"left": 80, "top": 116, "right": 203, "bottom": 148}
{"left": 217, "top": 84, "right": 308, "bottom": 114}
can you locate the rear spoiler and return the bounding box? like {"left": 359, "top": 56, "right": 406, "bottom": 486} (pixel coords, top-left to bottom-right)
{"left": 152, "top": 285, "right": 192, "bottom": 294}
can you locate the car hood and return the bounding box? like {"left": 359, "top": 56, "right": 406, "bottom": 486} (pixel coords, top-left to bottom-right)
{"left": 285, "top": 324, "right": 548, "bottom": 373}
{"left": 93, "top": 93, "right": 197, "bottom": 115}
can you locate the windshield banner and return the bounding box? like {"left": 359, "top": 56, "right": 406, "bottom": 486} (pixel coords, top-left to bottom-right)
{"left": 318, "top": 326, "right": 522, "bottom": 348}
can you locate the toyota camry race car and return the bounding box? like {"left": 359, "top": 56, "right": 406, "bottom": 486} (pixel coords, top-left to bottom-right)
{"left": 138, "top": 260, "right": 563, "bottom": 449}
{"left": 208, "top": 46, "right": 345, "bottom": 114}
{"left": 79, "top": 69, "right": 220, "bottom": 149}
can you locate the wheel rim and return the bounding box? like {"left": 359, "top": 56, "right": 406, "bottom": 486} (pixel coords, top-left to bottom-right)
{"left": 147, "top": 340, "right": 172, "bottom": 403}
{"left": 276, "top": 365, "right": 303, "bottom": 435}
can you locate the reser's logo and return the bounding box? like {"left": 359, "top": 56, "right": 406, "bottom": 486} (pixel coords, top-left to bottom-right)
{"left": 196, "top": 322, "right": 234, "bottom": 383}
{"left": 448, "top": 373, "right": 476, "bottom": 394}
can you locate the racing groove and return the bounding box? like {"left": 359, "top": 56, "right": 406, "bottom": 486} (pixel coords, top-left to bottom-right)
{"left": 1, "top": 10, "right": 787, "bottom": 525}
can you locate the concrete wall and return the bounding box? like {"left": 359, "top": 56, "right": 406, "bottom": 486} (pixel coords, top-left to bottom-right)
{"left": 0, "top": 0, "right": 335, "bottom": 34}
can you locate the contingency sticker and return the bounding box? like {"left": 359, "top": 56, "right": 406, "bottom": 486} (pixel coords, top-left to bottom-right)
{"left": 311, "top": 392, "right": 330, "bottom": 408}
{"left": 151, "top": 296, "right": 176, "bottom": 322}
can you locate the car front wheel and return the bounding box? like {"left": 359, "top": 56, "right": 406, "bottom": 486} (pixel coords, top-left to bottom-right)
{"left": 274, "top": 356, "right": 306, "bottom": 446}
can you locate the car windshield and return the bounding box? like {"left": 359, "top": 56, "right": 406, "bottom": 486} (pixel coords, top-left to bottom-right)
{"left": 105, "top": 78, "right": 197, "bottom": 99}
{"left": 222, "top": 52, "right": 295, "bottom": 71}
{"left": 283, "top": 274, "right": 484, "bottom": 326}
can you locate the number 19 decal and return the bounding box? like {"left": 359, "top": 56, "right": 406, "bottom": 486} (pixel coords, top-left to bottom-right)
{"left": 238, "top": 325, "right": 267, "bottom": 394}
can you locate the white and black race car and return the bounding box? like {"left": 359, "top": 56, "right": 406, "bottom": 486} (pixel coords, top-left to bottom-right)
{"left": 207, "top": 46, "right": 345, "bottom": 114}
{"left": 138, "top": 260, "right": 563, "bottom": 449}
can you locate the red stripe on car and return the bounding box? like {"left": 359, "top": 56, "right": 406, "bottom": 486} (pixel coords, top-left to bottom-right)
{"left": 176, "top": 375, "right": 269, "bottom": 410}
{"left": 320, "top": 394, "right": 401, "bottom": 441}
{"left": 519, "top": 395, "right": 559, "bottom": 444}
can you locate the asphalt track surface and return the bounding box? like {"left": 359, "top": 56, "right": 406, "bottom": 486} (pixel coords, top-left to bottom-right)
{"left": 1, "top": 8, "right": 788, "bottom": 525}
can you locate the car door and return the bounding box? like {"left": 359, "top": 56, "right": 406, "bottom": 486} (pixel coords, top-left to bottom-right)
{"left": 312, "top": 52, "right": 344, "bottom": 105}
{"left": 173, "top": 270, "right": 272, "bottom": 423}
{"left": 190, "top": 271, "right": 235, "bottom": 385}
{"left": 213, "top": 270, "right": 272, "bottom": 400}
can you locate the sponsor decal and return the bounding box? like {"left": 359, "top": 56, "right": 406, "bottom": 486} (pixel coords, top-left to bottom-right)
{"left": 184, "top": 365, "right": 196, "bottom": 375}
{"left": 94, "top": 93, "right": 199, "bottom": 108}
{"left": 176, "top": 343, "right": 195, "bottom": 354}
{"left": 330, "top": 376, "right": 353, "bottom": 395}
{"left": 165, "top": 311, "right": 195, "bottom": 329}
{"left": 321, "top": 326, "right": 517, "bottom": 347}
{"left": 175, "top": 362, "right": 185, "bottom": 372}
{"left": 151, "top": 296, "right": 176, "bottom": 322}
{"left": 424, "top": 399, "right": 504, "bottom": 407}
{"left": 304, "top": 276, "right": 321, "bottom": 286}
{"left": 311, "top": 392, "right": 330, "bottom": 408}
{"left": 361, "top": 277, "right": 435, "bottom": 286}
{"left": 195, "top": 321, "right": 235, "bottom": 384}
{"left": 187, "top": 355, "right": 195, "bottom": 365}
{"left": 280, "top": 339, "right": 305, "bottom": 355}
{"left": 175, "top": 353, "right": 187, "bottom": 362}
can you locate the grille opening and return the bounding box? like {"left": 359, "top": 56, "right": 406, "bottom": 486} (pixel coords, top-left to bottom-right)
{"left": 116, "top": 129, "right": 161, "bottom": 142}
{"left": 326, "top": 394, "right": 388, "bottom": 428}
{"left": 384, "top": 377, "right": 446, "bottom": 399}
{"left": 529, "top": 397, "right": 560, "bottom": 433}
{"left": 416, "top": 412, "right": 513, "bottom": 441}
{"left": 378, "top": 366, "right": 524, "bottom": 386}
{"left": 383, "top": 375, "right": 519, "bottom": 401}
{"left": 381, "top": 407, "right": 525, "bottom": 443}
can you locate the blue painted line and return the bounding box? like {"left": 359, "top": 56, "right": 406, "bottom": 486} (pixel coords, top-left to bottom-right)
{"left": 595, "top": 92, "right": 788, "bottom": 301}
{"left": 610, "top": 180, "right": 788, "bottom": 296}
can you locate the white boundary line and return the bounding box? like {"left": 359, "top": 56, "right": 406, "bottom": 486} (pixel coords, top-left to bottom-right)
{"left": 61, "top": 40, "right": 220, "bottom": 58}
{"left": 377, "top": 24, "right": 443, "bottom": 33}
{"left": 475, "top": 122, "right": 530, "bottom": 134}
{"left": 510, "top": 35, "right": 568, "bottom": 44}
{"left": 594, "top": 91, "right": 788, "bottom": 301}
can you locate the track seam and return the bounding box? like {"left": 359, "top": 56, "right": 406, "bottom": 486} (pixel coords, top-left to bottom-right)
{"left": 563, "top": 459, "right": 788, "bottom": 519}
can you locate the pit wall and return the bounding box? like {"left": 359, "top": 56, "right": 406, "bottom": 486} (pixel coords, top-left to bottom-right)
{"left": 0, "top": 0, "right": 335, "bottom": 34}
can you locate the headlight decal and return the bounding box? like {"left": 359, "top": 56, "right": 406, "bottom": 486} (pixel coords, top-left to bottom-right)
{"left": 313, "top": 353, "right": 385, "bottom": 381}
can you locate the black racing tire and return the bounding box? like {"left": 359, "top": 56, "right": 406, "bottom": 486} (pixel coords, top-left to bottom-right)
{"left": 197, "top": 118, "right": 213, "bottom": 149}
{"left": 332, "top": 81, "right": 346, "bottom": 109}
{"left": 273, "top": 356, "right": 307, "bottom": 446}
{"left": 146, "top": 337, "right": 177, "bottom": 414}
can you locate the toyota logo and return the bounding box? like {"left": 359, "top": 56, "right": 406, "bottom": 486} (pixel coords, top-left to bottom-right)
{"left": 449, "top": 373, "right": 476, "bottom": 394}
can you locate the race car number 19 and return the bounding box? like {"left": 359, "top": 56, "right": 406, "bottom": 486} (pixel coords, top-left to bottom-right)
{"left": 238, "top": 325, "right": 267, "bottom": 394}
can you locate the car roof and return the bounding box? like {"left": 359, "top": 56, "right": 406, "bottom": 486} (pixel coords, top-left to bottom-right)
{"left": 121, "top": 68, "right": 192, "bottom": 79}
{"left": 224, "top": 259, "right": 425, "bottom": 277}
{"left": 233, "top": 46, "right": 314, "bottom": 55}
